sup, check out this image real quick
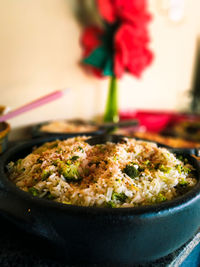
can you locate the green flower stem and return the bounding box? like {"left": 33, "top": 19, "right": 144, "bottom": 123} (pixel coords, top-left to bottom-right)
{"left": 104, "top": 76, "right": 119, "bottom": 123}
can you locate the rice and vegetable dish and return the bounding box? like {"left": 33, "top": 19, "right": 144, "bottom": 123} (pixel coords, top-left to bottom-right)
{"left": 7, "top": 136, "right": 197, "bottom": 208}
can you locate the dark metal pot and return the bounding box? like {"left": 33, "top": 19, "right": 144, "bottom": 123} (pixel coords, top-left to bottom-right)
{"left": 0, "top": 135, "right": 200, "bottom": 265}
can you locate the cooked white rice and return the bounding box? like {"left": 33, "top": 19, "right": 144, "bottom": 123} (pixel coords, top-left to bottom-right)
{"left": 7, "top": 136, "right": 197, "bottom": 208}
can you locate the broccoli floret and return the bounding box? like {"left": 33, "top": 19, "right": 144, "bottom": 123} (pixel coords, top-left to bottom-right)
{"left": 28, "top": 187, "right": 39, "bottom": 197}
{"left": 123, "top": 164, "right": 139, "bottom": 179}
{"left": 112, "top": 192, "right": 127, "bottom": 203}
{"left": 60, "top": 164, "right": 81, "bottom": 181}
{"left": 106, "top": 201, "right": 116, "bottom": 208}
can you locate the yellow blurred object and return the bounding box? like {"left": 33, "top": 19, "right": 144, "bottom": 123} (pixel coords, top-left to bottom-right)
{"left": 0, "top": 105, "right": 10, "bottom": 116}
{"left": 0, "top": 106, "right": 6, "bottom": 115}
{"left": 0, "top": 121, "right": 10, "bottom": 154}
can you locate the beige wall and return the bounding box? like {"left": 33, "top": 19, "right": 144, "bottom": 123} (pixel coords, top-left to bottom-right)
{"left": 0, "top": 0, "right": 200, "bottom": 129}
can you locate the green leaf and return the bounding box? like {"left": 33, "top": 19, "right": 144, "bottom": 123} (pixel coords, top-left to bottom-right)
{"left": 83, "top": 46, "right": 108, "bottom": 68}
{"left": 83, "top": 46, "right": 113, "bottom": 76}
{"left": 103, "top": 58, "right": 114, "bottom": 76}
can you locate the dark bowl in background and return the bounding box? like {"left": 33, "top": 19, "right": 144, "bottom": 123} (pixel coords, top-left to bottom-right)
{"left": 31, "top": 119, "right": 105, "bottom": 138}
{"left": 0, "top": 135, "right": 200, "bottom": 265}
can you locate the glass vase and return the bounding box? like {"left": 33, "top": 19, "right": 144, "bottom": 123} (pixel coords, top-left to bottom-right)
{"left": 103, "top": 76, "right": 119, "bottom": 123}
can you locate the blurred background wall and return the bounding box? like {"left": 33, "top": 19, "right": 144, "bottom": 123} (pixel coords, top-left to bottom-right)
{"left": 0, "top": 0, "right": 200, "bottom": 128}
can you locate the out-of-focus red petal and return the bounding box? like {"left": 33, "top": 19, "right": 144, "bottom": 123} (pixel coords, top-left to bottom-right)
{"left": 97, "top": 0, "right": 116, "bottom": 23}
{"left": 127, "top": 48, "right": 154, "bottom": 77}
{"left": 92, "top": 67, "right": 104, "bottom": 78}
{"left": 113, "top": 0, "right": 152, "bottom": 25}
{"left": 114, "top": 23, "right": 153, "bottom": 78}
{"left": 81, "top": 64, "right": 104, "bottom": 78}
{"left": 114, "top": 52, "right": 124, "bottom": 78}
{"left": 114, "top": 25, "right": 130, "bottom": 64}
{"left": 80, "top": 26, "right": 103, "bottom": 57}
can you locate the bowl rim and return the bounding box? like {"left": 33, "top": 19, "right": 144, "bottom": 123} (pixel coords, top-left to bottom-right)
{"left": 1, "top": 135, "right": 200, "bottom": 217}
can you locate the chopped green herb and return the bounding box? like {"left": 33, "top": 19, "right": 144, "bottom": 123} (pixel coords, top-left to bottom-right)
{"left": 28, "top": 187, "right": 39, "bottom": 197}
{"left": 66, "top": 160, "right": 72, "bottom": 165}
{"left": 106, "top": 201, "right": 116, "bottom": 208}
{"left": 78, "top": 146, "right": 84, "bottom": 152}
{"left": 144, "top": 160, "right": 151, "bottom": 166}
{"left": 55, "top": 148, "right": 63, "bottom": 153}
{"left": 179, "top": 179, "right": 188, "bottom": 185}
{"left": 156, "top": 193, "right": 167, "bottom": 203}
{"left": 44, "top": 191, "right": 56, "bottom": 200}
{"left": 123, "top": 164, "right": 139, "bottom": 179}
{"left": 177, "top": 155, "right": 189, "bottom": 163}
{"left": 176, "top": 164, "right": 182, "bottom": 174}
{"left": 16, "top": 159, "right": 22, "bottom": 165}
{"left": 70, "top": 156, "right": 79, "bottom": 161}
{"left": 159, "top": 165, "right": 171, "bottom": 173}
{"left": 49, "top": 142, "right": 58, "bottom": 149}
{"left": 113, "top": 156, "right": 118, "bottom": 162}
{"left": 53, "top": 159, "right": 62, "bottom": 166}
{"left": 182, "top": 167, "right": 191, "bottom": 174}
{"left": 41, "top": 169, "right": 51, "bottom": 180}
{"left": 154, "top": 163, "right": 160, "bottom": 170}
{"left": 177, "top": 155, "right": 184, "bottom": 161}
{"left": 176, "top": 165, "right": 191, "bottom": 174}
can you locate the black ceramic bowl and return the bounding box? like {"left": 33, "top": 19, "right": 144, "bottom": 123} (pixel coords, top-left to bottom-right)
{"left": 0, "top": 135, "right": 200, "bottom": 265}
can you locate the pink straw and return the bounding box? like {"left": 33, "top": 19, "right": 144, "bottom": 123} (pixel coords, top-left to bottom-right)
{"left": 0, "top": 88, "right": 68, "bottom": 122}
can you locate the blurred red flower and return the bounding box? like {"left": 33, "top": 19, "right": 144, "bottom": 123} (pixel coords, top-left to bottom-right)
{"left": 80, "top": 0, "right": 153, "bottom": 78}
{"left": 97, "top": 0, "right": 151, "bottom": 25}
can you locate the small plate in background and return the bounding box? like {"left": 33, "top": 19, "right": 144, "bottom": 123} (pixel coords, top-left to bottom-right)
{"left": 31, "top": 119, "right": 105, "bottom": 138}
